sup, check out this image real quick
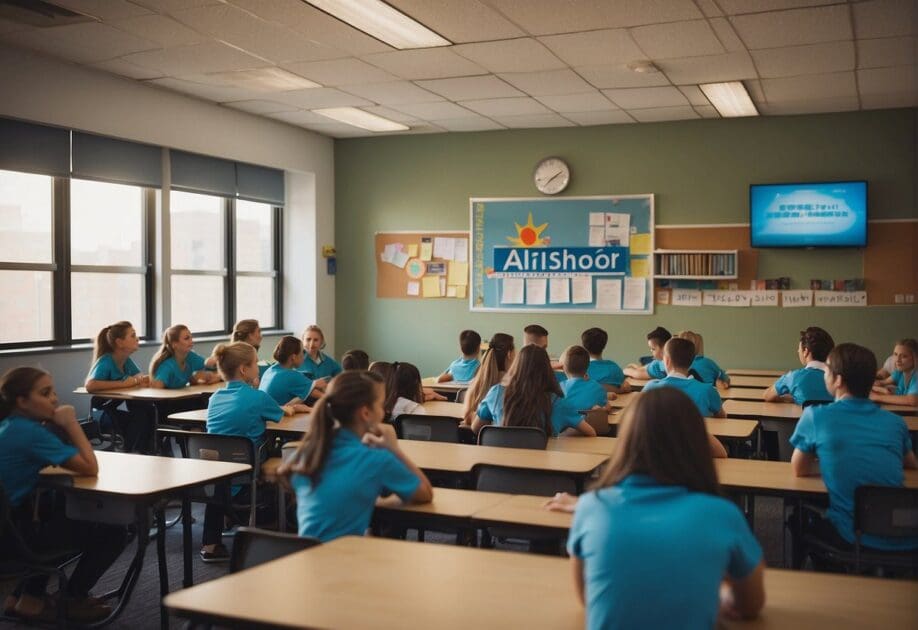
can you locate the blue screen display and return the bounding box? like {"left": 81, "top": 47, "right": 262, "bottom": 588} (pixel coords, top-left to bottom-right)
{"left": 750, "top": 181, "right": 867, "bottom": 248}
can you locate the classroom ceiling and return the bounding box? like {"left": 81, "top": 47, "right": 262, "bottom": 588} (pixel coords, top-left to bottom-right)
{"left": 0, "top": 0, "right": 915, "bottom": 138}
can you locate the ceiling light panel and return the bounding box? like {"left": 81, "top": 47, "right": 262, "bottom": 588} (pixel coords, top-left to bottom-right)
{"left": 699, "top": 81, "right": 758, "bottom": 117}
{"left": 313, "top": 107, "right": 410, "bottom": 131}
{"left": 303, "top": 0, "right": 450, "bottom": 49}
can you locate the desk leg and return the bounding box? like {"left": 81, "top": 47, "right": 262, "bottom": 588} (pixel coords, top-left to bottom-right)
{"left": 182, "top": 497, "right": 193, "bottom": 588}
{"left": 155, "top": 508, "right": 169, "bottom": 630}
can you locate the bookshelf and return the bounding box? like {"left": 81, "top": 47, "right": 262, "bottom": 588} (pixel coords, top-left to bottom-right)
{"left": 654, "top": 249, "right": 738, "bottom": 280}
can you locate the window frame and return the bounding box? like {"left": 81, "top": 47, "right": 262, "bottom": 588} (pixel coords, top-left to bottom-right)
{"left": 231, "top": 201, "right": 283, "bottom": 330}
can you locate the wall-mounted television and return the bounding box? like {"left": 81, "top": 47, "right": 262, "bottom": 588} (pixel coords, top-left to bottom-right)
{"left": 750, "top": 181, "right": 867, "bottom": 248}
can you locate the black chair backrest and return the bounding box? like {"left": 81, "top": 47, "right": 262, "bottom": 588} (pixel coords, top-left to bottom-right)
{"left": 398, "top": 415, "right": 461, "bottom": 443}
{"left": 229, "top": 526, "right": 320, "bottom": 574}
{"left": 474, "top": 464, "right": 577, "bottom": 497}
{"left": 855, "top": 485, "right": 918, "bottom": 539}
{"left": 157, "top": 428, "right": 256, "bottom": 487}
{"left": 802, "top": 399, "right": 832, "bottom": 408}
{"left": 478, "top": 425, "right": 547, "bottom": 450}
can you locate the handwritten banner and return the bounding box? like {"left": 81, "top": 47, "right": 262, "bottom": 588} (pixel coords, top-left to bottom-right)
{"left": 671, "top": 289, "right": 702, "bottom": 307}
{"left": 702, "top": 290, "right": 751, "bottom": 307}
{"left": 814, "top": 291, "right": 867, "bottom": 307}
{"left": 782, "top": 290, "right": 813, "bottom": 307}
{"left": 750, "top": 290, "right": 779, "bottom": 307}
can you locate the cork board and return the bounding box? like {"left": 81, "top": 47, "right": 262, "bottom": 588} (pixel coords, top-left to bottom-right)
{"left": 863, "top": 221, "right": 918, "bottom": 305}
{"left": 375, "top": 231, "right": 470, "bottom": 299}
{"left": 655, "top": 225, "right": 759, "bottom": 289}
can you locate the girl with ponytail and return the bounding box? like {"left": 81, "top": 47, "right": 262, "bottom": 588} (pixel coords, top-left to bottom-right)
{"left": 85, "top": 321, "right": 149, "bottom": 392}
{"left": 259, "top": 336, "right": 315, "bottom": 412}
{"left": 149, "top": 324, "right": 220, "bottom": 389}
{"left": 280, "top": 370, "right": 432, "bottom": 542}
{"left": 461, "top": 332, "right": 515, "bottom": 426}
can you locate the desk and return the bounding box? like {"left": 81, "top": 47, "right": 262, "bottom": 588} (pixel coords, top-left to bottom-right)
{"left": 472, "top": 494, "right": 572, "bottom": 532}
{"left": 421, "top": 376, "right": 470, "bottom": 391}
{"left": 726, "top": 375, "right": 776, "bottom": 388}
{"left": 420, "top": 400, "right": 465, "bottom": 417}
{"left": 625, "top": 378, "right": 649, "bottom": 391}
{"left": 714, "top": 458, "right": 918, "bottom": 496}
{"left": 726, "top": 368, "right": 785, "bottom": 377}
{"left": 398, "top": 440, "right": 609, "bottom": 476}
{"left": 611, "top": 388, "right": 779, "bottom": 407}
{"left": 41, "top": 451, "right": 249, "bottom": 628}
{"left": 167, "top": 408, "right": 311, "bottom": 436}
{"left": 607, "top": 413, "right": 759, "bottom": 441}
{"left": 73, "top": 382, "right": 223, "bottom": 400}
{"left": 725, "top": 400, "right": 918, "bottom": 431}
{"left": 546, "top": 436, "right": 617, "bottom": 455}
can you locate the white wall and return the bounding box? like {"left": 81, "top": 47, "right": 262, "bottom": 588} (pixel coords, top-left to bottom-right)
{"left": 0, "top": 44, "right": 336, "bottom": 412}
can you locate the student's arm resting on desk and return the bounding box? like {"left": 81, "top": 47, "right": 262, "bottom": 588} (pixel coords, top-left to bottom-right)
{"left": 573, "top": 419, "right": 597, "bottom": 437}
{"left": 791, "top": 449, "right": 820, "bottom": 476}
{"left": 437, "top": 371, "right": 454, "bottom": 383}
{"left": 870, "top": 391, "right": 918, "bottom": 407}
{"left": 762, "top": 385, "right": 793, "bottom": 403}
{"left": 720, "top": 561, "right": 766, "bottom": 621}
{"left": 623, "top": 365, "right": 650, "bottom": 379}
{"left": 85, "top": 373, "right": 148, "bottom": 392}
{"left": 362, "top": 423, "right": 433, "bottom": 503}
{"left": 904, "top": 451, "right": 918, "bottom": 469}
{"left": 708, "top": 434, "right": 728, "bottom": 458}
{"left": 54, "top": 405, "right": 98, "bottom": 476}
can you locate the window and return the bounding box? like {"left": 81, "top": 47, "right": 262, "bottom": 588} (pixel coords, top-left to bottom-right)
{"left": 235, "top": 200, "right": 278, "bottom": 327}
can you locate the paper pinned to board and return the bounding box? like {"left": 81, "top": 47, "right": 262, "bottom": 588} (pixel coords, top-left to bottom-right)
{"left": 596, "top": 278, "right": 622, "bottom": 311}
{"left": 420, "top": 238, "right": 433, "bottom": 261}
{"left": 446, "top": 285, "right": 458, "bottom": 298}
{"left": 454, "top": 238, "right": 468, "bottom": 263}
{"left": 604, "top": 213, "right": 630, "bottom": 246}
{"left": 447, "top": 261, "right": 468, "bottom": 286}
{"left": 571, "top": 275, "right": 593, "bottom": 304}
{"left": 588, "top": 226, "right": 605, "bottom": 246}
{"left": 623, "top": 277, "right": 646, "bottom": 310}
{"left": 630, "top": 258, "right": 650, "bottom": 278}
{"left": 629, "top": 233, "right": 652, "bottom": 255}
{"left": 406, "top": 281, "right": 420, "bottom": 296}
{"left": 671, "top": 288, "right": 702, "bottom": 307}
{"left": 433, "top": 237, "right": 455, "bottom": 260}
{"left": 391, "top": 250, "right": 409, "bottom": 268}
{"left": 782, "top": 290, "right": 813, "bottom": 308}
{"left": 501, "top": 278, "right": 525, "bottom": 304}
{"left": 525, "top": 278, "right": 547, "bottom": 305}
{"left": 549, "top": 277, "right": 570, "bottom": 304}
{"left": 589, "top": 212, "right": 604, "bottom": 226}
{"left": 455, "top": 285, "right": 467, "bottom": 299}
{"left": 407, "top": 244, "right": 418, "bottom": 257}
{"left": 421, "top": 276, "right": 441, "bottom": 297}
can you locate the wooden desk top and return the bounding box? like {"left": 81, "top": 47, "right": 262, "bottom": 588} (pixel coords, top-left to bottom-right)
{"left": 167, "top": 409, "right": 311, "bottom": 435}
{"left": 546, "top": 437, "right": 618, "bottom": 455}
{"left": 724, "top": 399, "right": 803, "bottom": 419}
{"left": 606, "top": 414, "right": 759, "bottom": 440}
{"left": 375, "top": 487, "right": 508, "bottom": 518}
{"left": 398, "top": 440, "right": 609, "bottom": 474}
{"left": 715, "top": 458, "right": 918, "bottom": 495}
{"left": 420, "top": 400, "right": 465, "bottom": 417}
{"left": 164, "top": 536, "right": 582, "bottom": 630}
{"left": 726, "top": 375, "right": 775, "bottom": 388}
{"left": 74, "top": 382, "right": 223, "bottom": 401}
{"left": 726, "top": 368, "right": 785, "bottom": 377}
{"left": 41, "top": 451, "right": 250, "bottom": 497}
{"left": 611, "top": 388, "right": 777, "bottom": 407}
{"left": 625, "top": 378, "right": 648, "bottom": 391}
{"left": 473, "top": 494, "right": 573, "bottom": 531}
{"left": 421, "top": 377, "right": 469, "bottom": 391}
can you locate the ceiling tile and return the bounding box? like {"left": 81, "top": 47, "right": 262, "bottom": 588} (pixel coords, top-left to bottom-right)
{"left": 0, "top": 18, "right": 26, "bottom": 34}
{"left": 658, "top": 51, "right": 757, "bottom": 84}
{"left": 539, "top": 29, "right": 645, "bottom": 68}
{"left": 90, "top": 57, "right": 165, "bottom": 80}
{"left": 576, "top": 65, "right": 672, "bottom": 89}
{"left": 535, "top": 92, "right": 618, "bottom": 113}
{"left": 709, "top": 17, "right": 746, "bottom": 52}
{"left": 677, "top": 85, "right": 709, "bottom": 106}
{"left": 482, "top": 0, "right": 702, "bottom": 36}
{"left": 752, "top": 42, "right": 855, "bottom": 78}
{"left": 416, "top": 76, "right": 524, "bottom": 100}
{"left": 858, "top": 66, "right": 917, "bottom": 95}
{"left": 271, "top": 87, "right": 374, "bottom": 109}
{"left": 853, "top": 0, "right": 916, "bottom": 39}
{"left": 362, "top": 48, "right": 487, "bottom": 80}
{"left": 435, "top": 117, "right": 506, "bottom": 132}
{"left": 602, "top": 86, "right": 688, "bottom": 109}
{"left": 717, "top": 0, "right": 837, "bottom": 14}
{"left": 385, "top": 0, "right": 525, "bottom": 43}
{"left": 696, "top": 0, "right": 724, "bottom": 18}
{"left": 730, "top": 5, "right": 852, "bottom": 49}
{"left": 123, "top": 42, "right": 268, "bottom": 75}
{"left": 223, "top": 100, "right": 298, "bottom": 115}
{"left": 758, "top": 95, "right": 860, "bottom": 114}
{"left": 860, "top": 91, "right": 918, "bottom": 109}
{"left": 340, "top": 81, "right": 444, "bottom": 105}
{"left": 491, "top": 113, "right": 576, "bottom": 128}
{"left": 564, "top": 110, "right": 635, "bottom": 125}
{"left": 51, "top": 0, "right": 151, "bottom": 20}
{"left": 628, "top": 106, "right": 699, "bottom": 122}
{"left": 109, "top": 14, "right": 205, "bottom": 48}
{"left": 497, "top": 69, "right": 594, "bottom": 96}
{"left": 761, "top": 71, "right": 857, "bottom": 102}
{"left": 746, "top": 79, "right": 766, "bottom": 102}
{"left": 359, "top": 106, "right": 420, "bottom": 124}
{"left": 388, "top": 101, "right": 477, "bottom": 120}
{"left": 459, "top": 97, "right": 552, "bottom": 117}
{"left": 857, "top": 37, "right": 917, "bottom": 69}
{"left": 631, "top": 20, "right": 726, "bottom": 59}
{"left": 145, "top": 76, "right": 266, "bottom": 102}
{"left": 265, "top": 110, "right": 336, "bottom": 125}
{"left": 0, "top": 22, "right": 157, "bottom": 64}
{"left": 694, "top": 104, "right": 720, "bottom": 118}
{"left": 282, "top": 58, "right": 397, "bottom": 86}
{"left": 452, "top": 38, "right": 566, "bottom": 73}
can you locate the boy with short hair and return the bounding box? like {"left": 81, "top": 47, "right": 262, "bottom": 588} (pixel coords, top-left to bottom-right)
{"left": 560, "top": 345, "right": 610, "bottom": 412}
{"left": 624, "top": 326, "right": 672, "bottom": 380}
{"left": 524, "top": 324, "right": 563, "bottom": 370}
{"left": 581, "top": 327, "right": 631, "bottom": 394}
{"left": 641, "top": 338, "right": 726, "bottom": 418}
{"left": 437, "top": 329, "right": 481, "bottom": 383}
{"left": 764, "top": 327, "right": 834, "bottom": 404}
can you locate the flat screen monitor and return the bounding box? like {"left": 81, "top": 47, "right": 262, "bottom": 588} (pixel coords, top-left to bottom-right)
{"left": 750, "top": 181, "right": 867, "bottom": 248}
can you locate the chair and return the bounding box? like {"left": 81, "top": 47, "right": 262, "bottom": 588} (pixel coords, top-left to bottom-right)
{"left": 802, "top": 399, "right": 832, "bottom": 408}
{"left": 397, "top": 415, "right": 461, "bottom": 443}
{"left": 580, "top": 408, "right": 610, "bottom": 437}
{"left": 229, "top": 527, "right": 320, "bottom": 574}
{"left": 478, "top": 426, "right": 547, "bottom": 449}
{"left": 455, "top": 389, "right": 466, "bottom": 404}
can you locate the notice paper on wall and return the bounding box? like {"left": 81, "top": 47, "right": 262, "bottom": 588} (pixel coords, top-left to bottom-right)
{"left": 623, "top": 277, "right": 646, "bottom": 310}
{"left": 501, "top": 278, "right": 525, "bottom": 304}
{"left": 572, "top": 275, "right": 593, "bottom": 304}
{"left": 629, "top": 233, "right": 652, "bottom": 256}
{"left": 549, "top": 277, "right": 570, "bottom": 304}
{"left": 391, "top": 250, "right": 409, "bottom": 268}
{"left": 407, "top": 281, "right": 420, "bottom": 297}
{"left": 588, "top": 226, "right": 606, "bottom": 246}
{"left": 589, "top": 212, "right": 604, "bottom": 226}
{"left": 702, "top": 290, "right": 751, "bottom": 307}
{"left": 421, "top": 276, "right": 441, "bottom": 298}
{"left": 814, "top": 291, "right": 867, "bottom": 307}
{"left": 781, "top": 290, "right": 813, "bottom": 307}
{"left": 671, "top": 288, "right": 702, "bottom": 307}
{"left": 630, "top": 258, "right": 650, "bottom": 278}
{"left": 433, "top": 237, "right": 455, "bottom": 260}
{"left": 526, "top": 278, "right": 547, "bottom": 305}
{"left": 604, "top": 213, "right": 630, "bottom": 246}
{"left": 656, "top": 290, "right": 671, "bottom": 305}
{"left": 447, "top": 261, "right": 469, "bottom": 286}
{"left": 751, "top": 290, "right": 779, "bottom": 307}
{"left": 596, "top": 278, "right": 622, "bottom": 311}
{"left": 454, "top": 238, "right": 468, "bottom": 263}
{"left": 420, "top": 238, "right": 433, "bottom": 261}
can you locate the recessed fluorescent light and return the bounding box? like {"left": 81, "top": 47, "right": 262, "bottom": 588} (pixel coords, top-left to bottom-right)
{"left": 204, "top": 67, "right": 320, "bottom": 91}
{"left": 303, "top": 0, "right": 450, "bottom": 49}
{"left": 314, "top": 107, "right": 410, "bottom": 132}
{"left": 700, "top": 81, "right": 758, "bottom": 118}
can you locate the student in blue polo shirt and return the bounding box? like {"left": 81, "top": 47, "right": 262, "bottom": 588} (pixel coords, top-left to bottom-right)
{"left": 84, "top": 320, "right": 150, "bottom": 392}
{"left": 259, "top": 336, "right": 315, "bottom": 412}
{"left": 437, "top": 329, "right": 482, "bottom": 383}
{"left": 149, "top": 324, "right": 220, "bottom": 389}
{"left": 0, "top": 367, "right": 127, "bottom": 623}
{"left": 280, "top": 370, "right": 433, "bottom": 542}
{"left": 202, "top": 341, "right": 295, "bottom": 562}
{"left": 677, "top": 331, "right": 730, "bottom": 388}
{"left": 791, "top": 343, "right": 918, "bottom": 565}
{"left": 764, "top": 326, "right": 834, "bottom": 404}
{"left": 581, "top": 327, "right": 630, "bottom": 394}
{"left": 299, "top": 325, "right": 342, "bottom": 392}
{"left": 546, "top": 387, "right": 765, "bottom": 629}
{"left": 472, "top": 345, "right": 596, "bottom": 438}
{"left": 560, "top": 345, "right": 610, "bottom": 412}
{"left": 461, "top": 333, "right": 515, "bottom": 427}
{"left": 871, "top": 338, "right": 918, "bottom": 407}
{"left": 624, "top": 326, "right": 671, "bottom": 381}
{"left": 642, "top": 338, "right": 727, "bottom": 419}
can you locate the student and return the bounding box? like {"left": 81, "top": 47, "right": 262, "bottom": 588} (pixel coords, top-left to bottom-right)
{"left": 472, "top": 345, "right": 596, "bottom": 437}
{"left": 84, "top": 320, "right": 149, "bottom": 392}
{"left": 560, "top": 346, "right": 610, "bottom": 413}
{"left": 341, "top": 349, "right": 370, "bottom": 371}
{"left": 763, "top": 327, "right": 834, "bottom": 404}
{"left": 206, "top": 319, "right": 264, "bottom": 371}
{"left": 461, "top": 333, "right": 514, "bottom": 426}
{"left": 623, "top": 326, "right": 671, "bottom": 380}
{"left": 546, "top": 387, "right": 765, "bottom": 629}
{"left": 202, "top": 342, "right": 294, "bottom": 561}
{"left": 258, "top": 336, "right": 315, "bottom": 412}
{"left": 581, "top": 327, "right": 631, "bottom": 394}
{"left": 385, "top": 362, "right": 427, "bottom": 419}
{"left": 279, "top": 370, "right": 433, "bottom": 542}
{"left": 299, "top": 325, "right": 342, "bottom": 391}
{"left": 437, "top": 329, "right": 482, "bottom": 383}
{"left": 675, "top": 331, "right": 730, "bottom": 388}
{"left": 524, "top": 323, "right": 563, "bottom": 370}
{"left": 0, "top": 367, "right": 127, "bottom": 623}
{"left": 791, "top": 343, "right": 918, "bottom": 560}
{"left": 149, "top": 324, "right": 220, "bottom": 389}
{"left": 871, "top": 339, "right": 918, "bottom": 407}
{"left": 642, "top": 338, "right": 728, "bottom": 420}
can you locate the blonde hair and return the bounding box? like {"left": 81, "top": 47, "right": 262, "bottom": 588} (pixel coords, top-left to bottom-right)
{"left": 677, "top": 330, "right": 704, "bottom": 356}
{"left": 301, "top": 325, "right": 326, "bottom": 349}
{"left": 212, "top": 342, "right": 257, "bottom": 381}
{"left": 462, "top": 333, "right": 514, "bottom": 424}
{"left": 150, "top": 324, "right": 189, "bottom": 376}
{"left": 231, "top": 319, "right": 260, "bottom": 347}
{"left": 92, "top": 321, "right": 134, "bottom": 362}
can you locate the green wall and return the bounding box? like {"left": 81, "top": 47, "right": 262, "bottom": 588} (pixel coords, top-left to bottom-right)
{"left": 335, "top": 109, "right": 917, "bottom": 374}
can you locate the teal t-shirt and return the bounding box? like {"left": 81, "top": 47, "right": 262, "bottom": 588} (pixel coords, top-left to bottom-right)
{"left": 642, "top": 374, "right": 723, "bottom": 417}
{"left": 773, "top": 366, "right": 832, "bottom": 405}
{"left": 299, "top": 352, "right": 342, "bottom": 381}
{"left": 87, "top": 354, "right": 140, "bottom": 381}
{"left": 444, "top": 357, "right": 480, "bottom": 382}
{"left": 891, "top": 370, "right": 918, "bottom": 396}
{"left": 586, "top": 359, "right": 625, "bottom": 387}
{"left": 259, "top": 363, "right": 314, "bottom": 406}
{"left": 154, "top": 351, "right": 206, "bottom": 389}
{"left": 206, "top": 380, "right": 284, "bottom": 446}
{"left": 476, "top": 383, "right": 581, "bottom": 436}
{"left": 0, "top": 416, "right": 78, "bottom": 506}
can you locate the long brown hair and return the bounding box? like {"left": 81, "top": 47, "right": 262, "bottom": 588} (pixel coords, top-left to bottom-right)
{"left": 92, "top": 321, "right": 133, "bottom": 362}
{"left": 150, "top": 324, "right": 189, "bottom": 376}
{"left": 273, "top": 336, "right": 303, "bottom": 364}
{"left": 231, "top": 319, "right": 260, "bottom": 347}
{"left": 502, "top": 345, "right": 562, "bottom": 433}
{"left": 212, "top": 342, "right": 257, "bottom": 382}
{"left": 595, "top": 387, "right": 720, "bottom": 496}
{"left": 384, "top": 362, "right": 423, "bottom": 414}
{"left": 279, "top": 370, "right": 384, "bottom": 485}
{"left": 463, "top": 333, "right": 514, "bottom": 423}
{"left": 0, "top": 367, "right": 49, "bottom": 419}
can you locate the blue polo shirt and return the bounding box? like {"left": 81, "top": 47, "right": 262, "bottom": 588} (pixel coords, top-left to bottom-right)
{"left": 773, "top": 365, "right": 832, "bottom": 405}
{"left": 259, "top": 363, "right": 314, "bottom": 406}
{"left": 690, "top": 355, "right": 728, "bottom": 385}
{"left": 645, "top": 359, "right": 666, "bottom": 379}
{"left": 299, "top": 352, "right": 342, "bottom": 381}
{"left": 561, "top": 377, "right": 608, "bottom": 412}
{"left": 0, "top": 416, "right": 78, "bottom": 507}
{"left": 476, "top": 383, "right": 581, "bottom": 436}
{"left": 87, "top": 354, "right": 140, "bottom": 381}
{"left": 292, "top": 428, "right": 421, "bottom": 542}
{"left": 444, "top": 357, "right": 480, "bottom": 382}
{"left": 153, "top": 351, "right": 206, "bottom": 389}
{"left": 642, "top": 374, "right": 723, "bottom": 417}
{"left": 891, "top": 370, "right": 918, "bottom": 396}
{"left": 587, "top": 359, "right": 625, "bottom": 387}
{"left": 790, "top": 397, "right": 918, "bottom": 550}
{"left": 206, "top": 380, "right": 284, "bottom": 445}
{"left": 569, "top": 474, "right": 762, "bottom": 630}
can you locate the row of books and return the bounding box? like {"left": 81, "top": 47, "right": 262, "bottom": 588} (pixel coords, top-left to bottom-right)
{"left": 810, "top": 278, "right": 866, "bottom": 291}
{"left": 655, "top": 253, "right": 736, "bottom": 277}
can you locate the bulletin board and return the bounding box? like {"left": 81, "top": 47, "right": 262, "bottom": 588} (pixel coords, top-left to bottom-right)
{"left": 470, "top": 195, "right": 654, "bottom": 314}
{"left": 375, "top": 231, "right": 470, "bottom": 299}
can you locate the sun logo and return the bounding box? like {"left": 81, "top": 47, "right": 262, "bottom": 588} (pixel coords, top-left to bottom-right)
{"left": 506, "top": 212, "right": 549, "bottom": 247}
